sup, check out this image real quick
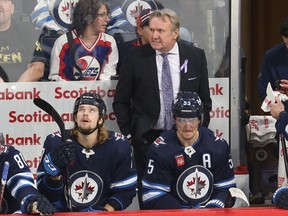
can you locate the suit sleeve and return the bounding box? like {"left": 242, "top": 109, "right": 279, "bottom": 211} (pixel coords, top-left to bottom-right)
{"left": 112, "top": 48, "right": 135, "bottom": 136}
{"left": 198, "top": 49, "right": 212, "bottom": 127}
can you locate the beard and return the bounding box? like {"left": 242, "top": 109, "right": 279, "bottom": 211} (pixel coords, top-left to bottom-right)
{"left": 78, "top": 125, "right": 96, "bottom": 135}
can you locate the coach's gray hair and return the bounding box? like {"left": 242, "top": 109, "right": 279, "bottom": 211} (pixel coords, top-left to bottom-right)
{"left": 150, "top": 8, "right": 180, "bottom": 39}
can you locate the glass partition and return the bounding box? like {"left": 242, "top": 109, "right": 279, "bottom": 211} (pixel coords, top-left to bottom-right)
{"left": 0, "top": 0, "right": 238, "bottom": 170}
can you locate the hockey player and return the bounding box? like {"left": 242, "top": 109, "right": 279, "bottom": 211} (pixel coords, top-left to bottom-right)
{"left": 142, "top": 91, "right": 236, "bottom": 209}
{"left": 0, "top": 133, "right": 56, "bottom": 214}
{"left": 269, "top": 96, "right": 288, "bottom": 209}
{"left": 36, "top": 92, "right": 137, "bottom": 212}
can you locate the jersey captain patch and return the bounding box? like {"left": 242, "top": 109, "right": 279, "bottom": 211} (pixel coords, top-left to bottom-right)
{"left": 69, "top": 170, "right": 103, "bottom": 208}
{"left": 176, "top": 165, "right": 213, "bottom": 205}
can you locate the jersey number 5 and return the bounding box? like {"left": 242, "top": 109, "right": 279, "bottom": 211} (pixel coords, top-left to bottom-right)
{"left": 147, "top": 159, "right": 154, "bottom": 174}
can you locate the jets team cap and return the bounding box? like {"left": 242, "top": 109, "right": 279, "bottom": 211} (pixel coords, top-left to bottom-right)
{"left": 138, "top": 9, "right": 152, "bottom": 27}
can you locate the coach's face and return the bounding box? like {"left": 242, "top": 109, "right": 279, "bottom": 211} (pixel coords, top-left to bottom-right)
{"left": 149, "top": 15, "right": 179, "bottom": 53}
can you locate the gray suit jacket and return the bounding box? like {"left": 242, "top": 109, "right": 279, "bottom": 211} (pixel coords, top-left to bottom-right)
{"left": 113, "top": 40, "right": 212, "bottom": 140}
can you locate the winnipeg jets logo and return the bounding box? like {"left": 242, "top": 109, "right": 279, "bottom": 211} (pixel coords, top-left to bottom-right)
{"left": 74, "top": 56, "right": 100, "bottom": 81}
{"left": 74, "top": 173, "right": 95, "bottom": 202}
{"left": 58, "top": 0, "right": 77, "bottom": 24}
{"left": 49, "top": 0, "right": 79, "bottom": 30}
{"left": 70, "top": 171, "right": 103, "bottom": 207}
{"left": 177, "top": 165, "right": 213, "bottom": 205}
{"left": 153, "top": 136, "right": 166, "bottom": 147}
{"left": 122, "top": 0, "right": 159, "bottom": 26}
{"left": 115, "top": 132, "right": 125, "bottom": 141}
{"left": 186, "top": 169, "right": 206, "bottom": 197}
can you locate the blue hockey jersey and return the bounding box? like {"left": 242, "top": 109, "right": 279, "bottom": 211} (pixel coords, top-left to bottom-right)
{"left": 142, "top": 127, "right": 236, "bottom": 209}
{"left": 36, "top": 130, "right": 137, "bottom": 212}
{"left": 0, "top": 145, "right": 41, "bottom": 214}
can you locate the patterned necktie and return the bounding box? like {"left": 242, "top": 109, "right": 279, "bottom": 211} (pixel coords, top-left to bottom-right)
{"left": 161, "top": 53, "right": 174, "bottom": 130}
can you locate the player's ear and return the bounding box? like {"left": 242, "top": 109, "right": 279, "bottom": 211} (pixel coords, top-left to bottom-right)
{"left": 73, "top": 114, "right": 79, "bottom": 124}
{"left": 98, "top": 118, "right": 104, "bottom": 126}
{"left": 137, "top": 26, "right": 143, "bottom": 36}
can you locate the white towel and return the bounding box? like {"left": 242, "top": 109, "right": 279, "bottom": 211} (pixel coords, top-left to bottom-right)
{"left": 246, "top": 115, "right": 277, "bottom": 147}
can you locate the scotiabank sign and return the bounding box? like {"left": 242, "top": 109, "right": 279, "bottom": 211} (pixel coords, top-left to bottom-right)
{"left": 0, "top": 79, "right": 229, "bottom": 173}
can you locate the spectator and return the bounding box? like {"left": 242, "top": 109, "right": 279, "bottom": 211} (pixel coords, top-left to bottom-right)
{"left": 0, "top": 0, "right": 39, "bottom": 82}
{"left": 36, "top": 93, "right": 137, "bottom": 212}
{"left": 107, "top": 0, "right": 164, "bottom": 37}
{"left": 142, "top": 91, "right": 236, "bottom": 209}
{"left": 49, "top": 0, "right": 118, "bottom": 81}
{"left": 117, "top": 8, "right": 154, "bottom": 73}
{"left": 258, "top": 17, "right": 288, "bottom": 102}
{"left": 18, "top": 0, "right": 78, "bottom": 82}
{"left": 0, "top": 132, "right": 56, "bottom": 214}
{"left": 113, "top": 8, "right": 212, "bottom": 208}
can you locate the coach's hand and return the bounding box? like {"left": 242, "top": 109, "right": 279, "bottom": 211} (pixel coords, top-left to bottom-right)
{"left": 43, "top": 139, "right": 75, "bottom": 176}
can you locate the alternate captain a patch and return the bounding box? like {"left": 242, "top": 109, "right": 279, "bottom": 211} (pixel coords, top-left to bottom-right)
{"left": 176, "top": 165, "right": 213, "bottom": 205}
